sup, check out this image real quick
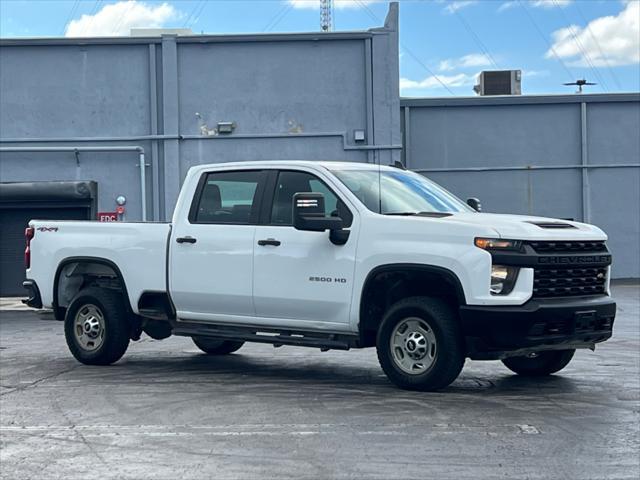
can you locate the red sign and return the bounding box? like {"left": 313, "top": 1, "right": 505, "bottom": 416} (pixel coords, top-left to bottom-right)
{"left": 97, "top": 212, "right": 118, "bottom": 222}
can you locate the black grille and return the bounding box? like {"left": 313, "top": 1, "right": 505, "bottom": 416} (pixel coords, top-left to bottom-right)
{"left": 528, "top": 241, "right": 607, "bottom": 253}
{"left": 533, "top": 267, "right": 608, "bottom": 298}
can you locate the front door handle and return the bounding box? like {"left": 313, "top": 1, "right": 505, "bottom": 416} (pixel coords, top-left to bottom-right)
{"left": 257, "top": 238, "right": 281, "bottom": 247}
{"left": 176, "top": 236, "right": 197, "bottom": 244}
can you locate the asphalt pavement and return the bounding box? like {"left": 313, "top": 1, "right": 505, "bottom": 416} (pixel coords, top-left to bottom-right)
{"left": 1, "top": 282, "right": 638, "bottom": 480}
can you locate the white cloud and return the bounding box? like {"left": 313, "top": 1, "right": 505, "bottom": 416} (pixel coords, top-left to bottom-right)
{"left": 441, "top": 1, "right": 478, "bottom": 14}
{"left": 288, "top": 0, "right": 374, "bottom": 9}
{"left": 531, "top": 0, "right": 572, "bottom": 8}
{"left": 400, "top": 72, "right": 477, "bottom": 93}
{"left": 438, "top": 53, "right": 492, "bottom": 71}
{"left": 498, "top": 1, "right": 516, "bottom": 12}
{"left": 65, "top": 1, "right": 177, "bottom": 37}
{"left": 522, "top": 69, "right": 550, "bottom": 78}
{"left": 547, "top": 1, "right": 639, "bottom": 67}
{"left": 498, "top": 0, "right": 572, "bottom": 13}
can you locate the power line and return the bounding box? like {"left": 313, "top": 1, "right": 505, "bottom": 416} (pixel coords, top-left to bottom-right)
{"left": 112, "top": 1, "right": 136, "bottom": 35}
{"left": 187, "top": 1, "right": 209, "bottom": 30}
{"left": 90, "top": 0, "right": 103, "bottom": 16}
{"left": 400, "top": 47, "right": 456, "bottom": 96}
{"left": 552, "top": 0, "right": 608, "bottom": 92}
{"left": 574, "top": 1, "right": 622, "bottom": 90}
{"left": 262, "top": 3, "right": 289, "bottom": 32}
{"left": 83, "top": 0, "right": 104, "bottom": 37}
{"left": 183, "top": 0, "right": 205, "bottom": 29}
{"left": 262, "top": 3, "right": 294, "bottom": 32}
{"left": 453, "top": 10, "right": 500, "bottom": 70}
{"left": 518, "top": 0, "right": 575, "bottom": 82}
{"left": 354, "top": 0, "right": 455, "bottom": 95}
{"left": 60, "top": 0, "right": 81, "bottom": 36}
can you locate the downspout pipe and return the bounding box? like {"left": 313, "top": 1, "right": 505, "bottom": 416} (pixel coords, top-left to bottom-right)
{"left": 0, "top": 145, "right": 147, "bottom": 221}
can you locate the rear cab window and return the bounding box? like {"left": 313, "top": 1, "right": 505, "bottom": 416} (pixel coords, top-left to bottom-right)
{"left": 189, "top": 170, "right": 264, "bottom": 224}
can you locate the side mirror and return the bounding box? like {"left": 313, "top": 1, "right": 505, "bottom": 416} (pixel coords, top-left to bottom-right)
{"left": 293, "top": 193, "right": 350, "bottom": 245}
{"left": 467, "top": 197, "right": 482, "bottom": 212}
{"left": 293, "top": 192, "right": 343, "bottom": 231}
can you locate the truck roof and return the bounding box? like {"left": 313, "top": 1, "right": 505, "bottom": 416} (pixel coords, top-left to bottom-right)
{"left": 191, "top": 160, "right": 400, "bottom": 173}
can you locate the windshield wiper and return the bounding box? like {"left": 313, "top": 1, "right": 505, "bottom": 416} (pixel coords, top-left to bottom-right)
{"left": 384, "top": 212, "right": 419, "bottom": 216}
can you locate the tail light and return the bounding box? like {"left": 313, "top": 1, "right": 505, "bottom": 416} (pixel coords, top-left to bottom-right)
{"left": 25, "top": 227, "right": 34, "bottom": 269}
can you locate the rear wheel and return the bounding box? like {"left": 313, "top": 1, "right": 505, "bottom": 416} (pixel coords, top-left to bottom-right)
{"left": 502, "top": 349, "right": 575, "bottom": 376}
{"left": 192, "top": 337, "right": 244, "bottom": 355}
{"left": 64, "top": 287, "right": 130, "bottom": 365}
{"left": 376, "top": 297, "right": 464, "bottom": 391}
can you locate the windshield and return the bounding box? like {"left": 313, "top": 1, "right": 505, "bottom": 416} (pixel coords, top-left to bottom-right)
{"left": 331, "top": 169, "right": 473, "bottom": 215}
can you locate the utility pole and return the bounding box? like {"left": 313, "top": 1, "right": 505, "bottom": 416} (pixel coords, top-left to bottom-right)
{"left": 320, "top": 0, "right": 333, "bottom": 32}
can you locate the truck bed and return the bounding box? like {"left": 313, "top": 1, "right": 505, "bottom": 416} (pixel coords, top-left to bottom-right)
{"left": 27, "top": 220, "right": 172, "bottom": 313}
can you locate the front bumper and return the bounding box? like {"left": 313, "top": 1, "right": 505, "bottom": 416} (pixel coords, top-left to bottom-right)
{"left": 22, "top": 279, "right": 43, "bottom": 309}
{"left": 460, "top": 295, "right": 615, "bottom": 360}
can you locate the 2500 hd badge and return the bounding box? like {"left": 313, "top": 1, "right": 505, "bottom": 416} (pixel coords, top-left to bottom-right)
{"left": 309, "top": 276, "right": 347, "bottom": 283}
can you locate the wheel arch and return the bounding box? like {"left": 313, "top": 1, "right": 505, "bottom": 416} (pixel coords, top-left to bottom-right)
{"left": 358, "top": 263, "right": 466, "bottom": 347}
{"left": 53, "top": 256, "right": 133, "bottom": 320}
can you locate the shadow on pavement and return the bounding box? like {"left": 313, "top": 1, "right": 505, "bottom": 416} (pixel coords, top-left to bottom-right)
{"left": 74, "top": 350, "right": 580, "bottom": 396}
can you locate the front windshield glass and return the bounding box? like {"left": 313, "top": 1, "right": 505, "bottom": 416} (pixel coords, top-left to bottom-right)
{"left": 331, "top": 169, "right": 473, "bottom": 215}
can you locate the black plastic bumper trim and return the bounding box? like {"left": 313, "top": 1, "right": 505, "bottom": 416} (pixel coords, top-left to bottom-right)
{"left": 22, "top": 279, "right": 43, "bottom": 309}
{"left": 459, "top": 295, "right": 616, "bottom": 359}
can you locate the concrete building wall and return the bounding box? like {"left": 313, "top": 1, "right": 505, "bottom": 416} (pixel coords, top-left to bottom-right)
{"left": 0, "top": 4, "right": 401, "bottom": 221}
{"left": 401, "top": 94, "right": 640, "bottom": 278}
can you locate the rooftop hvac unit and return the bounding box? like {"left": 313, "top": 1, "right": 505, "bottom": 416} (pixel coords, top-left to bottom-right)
{"left": 473, "top": 70, "right": 522, "bottom": 96}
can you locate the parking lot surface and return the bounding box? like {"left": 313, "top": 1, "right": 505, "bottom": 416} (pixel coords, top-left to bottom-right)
{"left": 1, "top": 283, "right": 638, "bottom": 480}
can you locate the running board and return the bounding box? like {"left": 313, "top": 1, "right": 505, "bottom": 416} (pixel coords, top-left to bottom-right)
{"left": 172, "top": 323, "right": 359, "bottom": 351}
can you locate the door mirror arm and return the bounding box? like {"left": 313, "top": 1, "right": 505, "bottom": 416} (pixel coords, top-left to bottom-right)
{"left": 329, "top": 229, "right": 350, "bottom": 246}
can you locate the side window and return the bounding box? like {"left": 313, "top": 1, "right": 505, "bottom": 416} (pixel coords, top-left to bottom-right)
{"left": 270, "top": 171, "right": 353, "bottom": 227}
{"left": 193, "top": 170, "right": 261, "bottom": 224}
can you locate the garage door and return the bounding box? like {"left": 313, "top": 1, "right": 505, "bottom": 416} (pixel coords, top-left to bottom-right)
{"left": 0, "top": 207, "right": 90, "bottom": 296}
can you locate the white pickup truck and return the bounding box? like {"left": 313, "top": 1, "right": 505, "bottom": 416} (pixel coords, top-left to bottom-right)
{"left": 23, "top": 161, "right": 616, "bottom": 391}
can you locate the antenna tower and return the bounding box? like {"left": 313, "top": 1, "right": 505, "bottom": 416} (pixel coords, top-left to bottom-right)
{"left": 320, "top": 0, "right": 333, "bottom": 32}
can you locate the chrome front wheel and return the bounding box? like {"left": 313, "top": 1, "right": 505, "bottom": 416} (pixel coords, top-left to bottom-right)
{"left": 390, "top": 317, "right": 437, "bottom": 375}
{"left": 376, "top": 297, "right": 464, "bottom": 391}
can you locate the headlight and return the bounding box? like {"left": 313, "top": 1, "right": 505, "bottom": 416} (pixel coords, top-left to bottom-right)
{"left": 475, "top": 238, "right": 522, "bottom": 251}
{"left": 490, "top": 265, "right": 519, "bottom": 295}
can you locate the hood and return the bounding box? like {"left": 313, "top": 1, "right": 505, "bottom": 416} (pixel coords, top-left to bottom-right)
{"left": 442, "top": 212, "right": 607, "bottom": 241}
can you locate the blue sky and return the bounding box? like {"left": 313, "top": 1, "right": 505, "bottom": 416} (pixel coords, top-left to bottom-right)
{"left": 1, "top": 0, "right": 638, "bottom": 96}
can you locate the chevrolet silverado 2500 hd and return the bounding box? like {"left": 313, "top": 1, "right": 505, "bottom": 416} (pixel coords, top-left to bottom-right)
{"left": 23, "top": 161, "right": 616, "bottom": 391}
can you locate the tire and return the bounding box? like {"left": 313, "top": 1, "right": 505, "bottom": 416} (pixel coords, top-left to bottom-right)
{"left": 192, "top": 337, "right": 244, "bottom": 355}
{"left": 376, "top": 296, "right": 465, "bottom": 391}
{"left": 64, "top": 287, "right": 130, "bottom": 365}
{"left": 502, "top": 349, "right": 575, "bottom": 376}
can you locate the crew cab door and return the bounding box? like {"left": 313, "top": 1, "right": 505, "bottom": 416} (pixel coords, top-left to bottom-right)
{"left": 169, "top": 169, "right": 266, "bottom": 320}
{"left": 252, "top": 169, "right": 358, "bottom": 329}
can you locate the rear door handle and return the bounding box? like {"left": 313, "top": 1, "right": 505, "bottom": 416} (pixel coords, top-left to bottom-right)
{"left": 176, "top": 236, "right": 197, "bottom": 244}
{"left": 257, "top": 238, "right": 281, "bottom": 247}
